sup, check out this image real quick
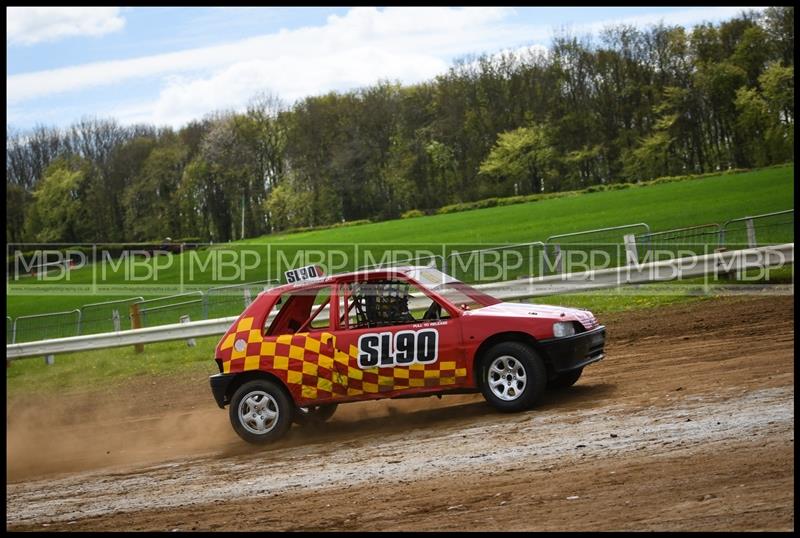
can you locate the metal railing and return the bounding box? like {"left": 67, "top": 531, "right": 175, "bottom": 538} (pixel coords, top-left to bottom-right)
{"left": 12, "top": 309, "right": 82, "bottom": 344}
{"left": 545, "top": 223, "right": 651, "bottom": 274}
{"left": 446, "top": 241, "right": 546, "bottom": 283}
{"left": 545, "top": 223, "right": 651, "bottom": 245}
{"left": 138, "top": 292, "right": 205, "bottom": 328}
{"left": 358, "top": 254, "right": 446, "bottom": 273}
{"left": 720, "top": 209, "right": 794, "bottom": 248}
{"left": 204, "top": 279, "right": 279, "bottom": 319}
{"left": 636, "top": 223, "right": 723, "bottom": 259}
{"left": 80, "top": 296, "right": 145, "bottom": 335}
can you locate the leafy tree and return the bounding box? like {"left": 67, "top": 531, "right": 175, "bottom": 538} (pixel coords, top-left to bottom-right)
{"left": 123, "top": 138, "right": 187, "bottom": 240}
{"left": 763, "top": 6, "right": 794, "bottom": 66}
{"left": 26, "top": 157, "right": 93, "bottom": 242}
{"left": 264, "top": 176, "right": 314, "bottom": 232}
{"left": 479, "top": 125, "right": 556, "bottom": 195}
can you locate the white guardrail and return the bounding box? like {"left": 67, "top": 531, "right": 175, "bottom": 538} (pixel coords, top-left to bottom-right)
{"left": 6, "top": 243, "right": 793, "bottom": 361}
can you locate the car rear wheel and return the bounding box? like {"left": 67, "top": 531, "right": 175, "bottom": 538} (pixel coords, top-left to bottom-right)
{"left": 548, "top": 367, "right": 583, "bottom": 389}
{"left": 229, "top": 379, "right": 293, "bottom": 444}
{"left": 294, "top": 403, "right": 338, "bottom": 426}
{"left": 479, "top": 341, "right": 547, "bottom": 412}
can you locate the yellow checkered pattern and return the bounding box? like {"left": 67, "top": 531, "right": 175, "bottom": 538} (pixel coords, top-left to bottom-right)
{"left": 219, "top": 316, "right": 468, "bottom": 402}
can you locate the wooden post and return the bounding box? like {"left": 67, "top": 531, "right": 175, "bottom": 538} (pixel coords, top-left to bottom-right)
{"left": 129, "top": 303, "right": 144, "bottom": 353}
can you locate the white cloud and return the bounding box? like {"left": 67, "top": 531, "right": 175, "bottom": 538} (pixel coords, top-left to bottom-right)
{"left": 7, "top": 7, "right": 766, "bottom": 129}
{"left": 9, "top": 7, "right": 538, "bottom": 126}
{"left": 8, "top": 8, "right": 525, "bottom": 103}
{"left": 6, "top": 7, "right": 125, "bottom": 46}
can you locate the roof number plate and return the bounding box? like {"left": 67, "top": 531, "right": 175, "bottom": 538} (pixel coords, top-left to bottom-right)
{"left": 285, "top": 264, "right": 324, "bottom": 284}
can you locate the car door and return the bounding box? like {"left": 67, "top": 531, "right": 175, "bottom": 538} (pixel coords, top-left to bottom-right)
{"left": 324, "top": 275, "right": 468, "bottom": 400}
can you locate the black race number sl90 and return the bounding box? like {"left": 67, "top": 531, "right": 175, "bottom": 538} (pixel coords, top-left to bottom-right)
{"left": 357, "top": 329, "right": 438, "bottom": 368}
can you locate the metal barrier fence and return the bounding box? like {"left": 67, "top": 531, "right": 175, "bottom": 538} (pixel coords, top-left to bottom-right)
{"left": 636, "top": 223, "right": 723, "bottom": 260}
{"left": 545, "top": 223, "right": 650, "bottom": 274}
{"left": 138, "top": 292, "right": 205, "bottom": 328}
{"left": 12, "top": 309, "right": 81, "bottom": 344}
{"left": 358, "top": 254, "right": 446, "bottom": 273}
{"left": 446, "top": 242, "right": 546, "bottom": 283}
{"left": 720, "top": 209, "right": 794, "bottom": 248}
{"left": 204, "top": 280, "right": 279, "bottom": 319}
{"left": 80, "top": 297, "right": 145, "bottom": 335}
{"left": 7, "top": 316, "right": 13, "bottom": 344}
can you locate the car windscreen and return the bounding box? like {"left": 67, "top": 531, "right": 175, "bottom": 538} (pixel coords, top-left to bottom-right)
{"left": 405, "top": 267, "right": 501, "bottom": 311}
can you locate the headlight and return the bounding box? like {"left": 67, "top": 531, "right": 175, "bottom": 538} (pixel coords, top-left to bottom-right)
{"left": 553, "top": 321, "right": 576, "bottom": 338}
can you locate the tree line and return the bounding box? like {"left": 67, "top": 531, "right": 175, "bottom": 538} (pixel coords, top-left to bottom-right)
{"left": 6, "top": 7, "right": 793, "bottom": 244}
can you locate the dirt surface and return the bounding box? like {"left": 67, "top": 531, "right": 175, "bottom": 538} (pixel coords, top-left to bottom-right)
{"left": 6, "top": 294, "right": 794, "bottom": 531}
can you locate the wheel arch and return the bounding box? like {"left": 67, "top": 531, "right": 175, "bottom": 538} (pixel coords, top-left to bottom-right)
{"left": 225, "top": 370, "right": 295, "bottom": 407}
{"left": 473, "top": 331, "right": 553, "bottom": 385}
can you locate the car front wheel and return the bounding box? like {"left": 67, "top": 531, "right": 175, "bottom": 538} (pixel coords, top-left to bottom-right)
{"left": 229, "top": 379, "right": 294, "bottom": 444}
{"left": 479, "top": 341, "right": 547, "bottom": 412}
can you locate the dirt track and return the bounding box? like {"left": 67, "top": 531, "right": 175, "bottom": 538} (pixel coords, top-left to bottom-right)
{"left": 6, "top": 294, "right": 794, "bottom": 531}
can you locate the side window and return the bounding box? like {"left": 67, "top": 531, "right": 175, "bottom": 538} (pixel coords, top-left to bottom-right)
{"left": 264, "top": 286, "right": 332, "bottom": 336}
{"left": 308, "top": 287, "right": 333, "bottom": 330}
{"left": 340, "top": 279, "right": 449, "bottom": 329}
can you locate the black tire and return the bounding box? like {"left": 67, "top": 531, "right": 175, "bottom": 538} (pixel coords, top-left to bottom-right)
{"left": 478, "top": 341, "right": 547, "bottom": 412}
{"left": 229, "top": 379, "right": 294, "bottom": 444}
{"left": 294, "top": 403, "right": 338, "bottom": 426}
{"left": 548, "top": 367, "right": 584, "bottom": 389}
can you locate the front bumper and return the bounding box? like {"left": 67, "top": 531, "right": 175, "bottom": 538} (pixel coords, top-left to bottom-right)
{"left": 209, "top": 373, "right": 235, "bottom": 408}
{"left": 538, "top": 325, "right": 606, "bottom": 374}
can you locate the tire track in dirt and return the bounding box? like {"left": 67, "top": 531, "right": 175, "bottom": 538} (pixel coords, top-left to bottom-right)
{"left": 6, "top": 385, "right": 793, "bottom": 526}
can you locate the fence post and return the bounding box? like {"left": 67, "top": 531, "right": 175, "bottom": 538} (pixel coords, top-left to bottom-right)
{"left": 243, "top": 288, "right": 252, "bottom": 308}
{"left": 552, "top": 244, "right": 563, "bottom": 274}
{"left": 45, "top": 354, "right": 55, "bottom": 366}
{"left": 745, "top": 218, "right": 757, "bottom": 248}
{"left": 202, "top": 293, "right": 209, "bottom": 320}
{"left": 112, "top": 309, "right": 121, "bottom": 332}
{"left": 180, "top": 315, "right": 196, "bottom": 347}
{"left": 129, "top": 303, "right": 144, "bottom": 353}
{"left": 713, "top": 247, "right": 735, "bottom": 281}
{"left": 623, "top": 234, "right": 638, "bottom": 265}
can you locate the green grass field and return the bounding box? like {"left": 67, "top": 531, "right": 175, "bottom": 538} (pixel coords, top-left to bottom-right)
{"left": 7, "top": 164, "right": 794, "bottom": 320}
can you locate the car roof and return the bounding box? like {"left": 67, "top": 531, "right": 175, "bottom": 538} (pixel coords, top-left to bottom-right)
{"left": 261, "top": 265, "right": 434, "bottom": 296}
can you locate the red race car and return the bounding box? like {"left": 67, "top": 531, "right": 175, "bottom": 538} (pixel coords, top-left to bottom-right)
{"left": 209, "top": 265, "right": 606, "bottom": 444}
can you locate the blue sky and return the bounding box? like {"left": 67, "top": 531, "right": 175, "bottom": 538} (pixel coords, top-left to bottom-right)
{"left": 7, "top": 7, "right": 763, "bottom": 131}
